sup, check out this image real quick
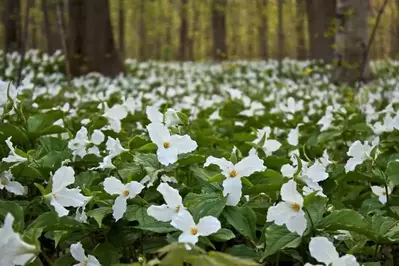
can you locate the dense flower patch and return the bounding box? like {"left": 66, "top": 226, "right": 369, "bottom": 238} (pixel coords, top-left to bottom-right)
{"left": 1, "top": 50, "right": 399, "bottom": 265}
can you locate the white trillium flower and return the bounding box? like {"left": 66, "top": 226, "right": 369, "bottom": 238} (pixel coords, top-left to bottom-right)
{"left": 90, "top": 130, "right": 105, "bottom": 145}
{"left": 171, "top": 210, "right": 221, "bottom": 245}
{"left": 103, "top": 176, "right": 144, "bottom": 221}
{"left": 68, "top": 127, "right": 89, "bottom": 158}
{"left": 103, "top": 104, "right": 128, "bottom": 133}
{"left": 147, "top": 122, "right": 197, "bottom": 166}
{"left": 46, "top": 166, "right": 89, "bottom": 217}
{"left": 70, "top": 242, "right": 101, "bottom": 266}
{"left": 253, "top": 127, "right": 281, "bottom": 156}
{"left": 267, "top": 180, "right": 307, "bottom": 236}
{"left": 303, "top": 161, "right": 328, "bottom": 183}
{"left": 345, "top": 138, "right": 379, "bottom": 173}
{"left": 146, "top": 106, "right": 182, "bottom": 127}
{"left": 287, "top": 127, "right": 300, "bottom": 146}
{"left": 0, "top": 213, "right": 37, "bottom": 266}
{"left": 147, "top": 183, "right": 185, "bottom": 222}
{"left": 105, "top": 137, "right": 128, "bottom": 158}
{"left": 371, "top": 185, "right": 393, "bottom": 204}
{"left": 75, "top": 196, "right": 92, "bottom": 223}
{"left": 0, "top": 170, "right": 25, "bottom": 195}
{"left": 306, "top": 237, "right": 359, "bottom": 266}
{"left": 2, "top": 137, "right": 27, "bottom": 164}
{"left": 204, "top": 153, "right": 266, "bottom": 206}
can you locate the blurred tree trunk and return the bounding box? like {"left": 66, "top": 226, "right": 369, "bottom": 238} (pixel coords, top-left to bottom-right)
{"left": 4, "top": 0, "right": 21, "bottom": 53}
{"left": 306, "top": 0, "right": 335, "bottom": 62}
{"left": 257, "top": 0, "right": 269, "bottom": 59}
{"left": 138, "top": 0, "right": 146, "bottom": 60}
{"left": 179, "top": 0, "right": 188, "bottom": 60}
{"left": 212, "top": 0, "right": 227, "bottom": 60}
{"left": 42, "top": 0, "right": 53, "bottom": 53}
{"left": 67, "top": 0, "right": 123, "bottom": 77}
{"left": 391, "top": 0, "right": 399, "bottom": 59}
{"left": 277, "top": 0, "right": 284, "bottom": 74}
{"left": 333, "top": 0, "right": 370, "bottom": 84}
{"left": 118, "top": 0, "right": 125, "bottom": 59}
{"left": 296, "top": 0, "right": 307, "bottom": 59}
{"left": 41, "top": 0, "right": 62, "bottom": 54}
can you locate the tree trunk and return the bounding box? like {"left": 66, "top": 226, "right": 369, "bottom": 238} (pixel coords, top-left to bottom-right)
{"left": 138, "top": 0, "right": 146, "bottom": 61}
{"left": 212, "top": 0, "right": 227, "bottom": 60}
{"left": 296, "top": 0, "right": 307, "bottom": 59}
{"left": 257, "top": 0, "right": 268, "bottom": 59}
{"left": 333, "top": 0, "right": 370, "bottom": 85}
{"left": 179, "top": 0, "right": 188, "bottom": 60}
{"left": 118, "top": 0, "right": 125, "bottom": 59}
{"left": 277, "top": 0, "right": 284, "bottom": 74}
{"left": 42, "top": 0, "right": 53, "bottom": 53}
{"left": 4, "top": 0, "right": 21, "bottom": 53}
{"left": 391, "top": 0, "right": 399, "bottom": 59}
{"left": 306, "top": 0, "right": 335, "bottom": 62}
{"left": 67, "top": 0, "right": 123, "bottom": 77}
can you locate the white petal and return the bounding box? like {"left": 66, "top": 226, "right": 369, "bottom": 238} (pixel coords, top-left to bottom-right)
{"left": 171, "top": 209, "right": 196, "bottom": 232}
{"left": 125, "top": 181, "right": 144, "bottom": 198}
{"left": 286, "top": 211, "right": 307, "bottom": 235}
{"left": 222, "top": 178, "right": 242, "bottom": 206}
{"left": 1, "top": 213, "right": 15, "bottom": 236}
{"left": 103, "top": 176, "right": 125, "bottom": 195}
{"left": 90, "top": 130, "right": 104, "bottom": 145}
{"left": 13, "top": 252, "right": 36, "bottom": 266}
{"left": 5, "top": 181, "right": 25, "bottom": 195}
{"left": 146, "top": 106, "right": 163, "bottom": 123}
{"left": 234, "top": 154, "right": 266, "bottom": 178}
{"left": 165, "top": 109, "right": 181, "bottom": 126}
{"left": 331, "top": 254, "right": 359, "bottom": 266}
{"left": 157, "top": 146, "right": 178, "bottom": 166}
{"left": 104, "top": 104, "right": 128, "bottom": 120}
{"left": 204, "top": 156, "right": 234, "bottom": 177}
{"left": 266, "top": 202, "right": 295, "bottom": 225}
{"left": 70, "top": 242, "right": 87, "bottom": 262}
{"left": 345, "top": 157, "right": 364, "bottom": 173}
{"left": 50, "top": 198, "right": 69, "bottom": 217}
{"left": 169, "top": 135, "right": 197, "bottom": 154}
{"left": 305, "top": 161, "right": 328, "bottom": 182}
{"left": 347, "top": 141, "right": 365, "bottom": 158}
{"left": 309, "top": 237, "right": 339, "bottom": 265}
{"left": 281, "top": 164, "right": 296, "bottom": 178}
{"left": 197, "top": 216, "right": 221, "bottom": 236}
{"left": 55, "top": 188, "right": 87, "bottom": 207}
{"left": 112, "top": 195, "right": 127, "bottom": 221}
{"left": 263, "top": 139, "right": 281, "bottom": 155}
{"left": 157, "top": 183, "right": 183, "bottom": 208}
{"left": 287, "top": 128, "right": 299, "bottom": 146}
{"left": 52, "top": 166, "right": 75, "bottom": 192}
{"left": 281, "top": 180, "right": 303, "bottom": 206}
{"left": 147, "top": 205, "right": 176, "bottom": 222}
{"left": 371, "top": 186, "right": 385, "bottom": 196}
{"left": 108, "top": 118, "right": 122, "bottom": 133}
{"left": 378, "top": 195, "right": 387, "bottom": 204}
{"left": 178, "top": 232, "right": 199, "bottom": 245}
{"left": 87, "top": 255, "right": 101, "bottom": 266}
{"left": 147, "top": 122, "right": 170, "bottom": 147}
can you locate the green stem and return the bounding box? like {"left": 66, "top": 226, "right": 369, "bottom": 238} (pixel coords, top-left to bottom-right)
{"left": 275, "top": 252, "right": 280, "bottom": 266}
{"left": 304, "top": 208, "right": 315, "bottom": 236}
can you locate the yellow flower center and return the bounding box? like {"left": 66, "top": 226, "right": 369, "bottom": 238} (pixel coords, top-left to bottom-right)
{"left": 83, "top": 259, "right": 89, "bottom": 266}
{"left": 291, "top": 202, "right": 301, "bottom": 212}
{"left": 190, "top": 226, "right": 198, "bottom": 235}
{"left": 229, "top": 169, "right": 238, "bottom": 178}
{"left": 1, "top": 179, "right": 7, "bottom": 185}
{"left": 175, "top": 205, "right": 180, "bottom": 212}
{"left": 52, "top": 193, "right": 57, "bottom": 199}
{"left": 123, "top": 190, "right": 130, "bottom": 197}
{"left": 163, "top": 141, "right": 170, "bottom": 148}
{"left": 382, "top": 191, "right": 387, "bottom": 195}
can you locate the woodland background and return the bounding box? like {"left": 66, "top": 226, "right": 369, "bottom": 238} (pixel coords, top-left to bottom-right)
{"left": 1, "top": 0, "right": 398, "bottom": 62}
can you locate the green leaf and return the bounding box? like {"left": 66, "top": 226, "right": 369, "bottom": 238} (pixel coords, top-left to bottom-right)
{"left": 207, "top": 173, "right": 225, "bottom": 183}
{"left": 386, "top": 161, "right": 399, "bottom": 186}
{"left": 223, "top": 206, "right": 257, "bottom": 242}
{"left": 263, "top": 224, "right": 302, "bottom": 259}
{"left": 138, "top": 143, "right": 157, "bottom": 151}
{"left": 125, "top": 204, "right": 175, "bottom": 233}
{"left": 317, "top": 209, "right": 373, "bottom": 239}
{"left": 304, "top": 194, "right": 327, "bottom": 226}
{"left": 0, "top": 200, "right": 24, "bottom": 230}
{"left": 87, "top": 207, "right": 112, "bottom": 228}
{"left": 184, "top": 192, "right": 226, "bottom": 222}
{"left": 27, "top": 110, "right": 64, "bottom": 133}
{"left": 0, "top": 123, "right": 29, "bottom": 144}
{"left": 210, "top": 228, "right": 235, "bottom": 242}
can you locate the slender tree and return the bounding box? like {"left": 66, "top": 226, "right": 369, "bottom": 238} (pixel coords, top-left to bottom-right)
{"left": 212, "top": 0, "right": 227, "bottom": 60}
{"left": 118, "top": 0, "right": 125, "bottom": 59}
{"left": 257, "top": 0, "right": 269, "bottom": 59}
{"left": 179, "top": 0, "right": 188, "bottom": 60}
{"left": 277, "top": 0, "right": 284, "bottom": 74}
{"left": 138, "top": 0, "right": 146, "bottom": 61}
{"left": 333, "top": 0, "right": 370, "bottom": 84}
{"left": 4, "top": 0, "right": 21, "bottom": 53}
{"left": 67, "top": 0, "right": 123, "bottom": 77}
{"left": 306, "top": 0, "right": 336, "bottom": 62}
{"left": 296, "top": 0, "right": 307, "bottom": 59}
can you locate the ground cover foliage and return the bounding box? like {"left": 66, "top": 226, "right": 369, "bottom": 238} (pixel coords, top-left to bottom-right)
{"left": 1, "top": 50, "right": 399, "bottom": 265}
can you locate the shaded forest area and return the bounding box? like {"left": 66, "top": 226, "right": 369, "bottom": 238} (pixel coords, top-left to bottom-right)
{"left": 2, "top": 0, "right": 398, "bottom": 62}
